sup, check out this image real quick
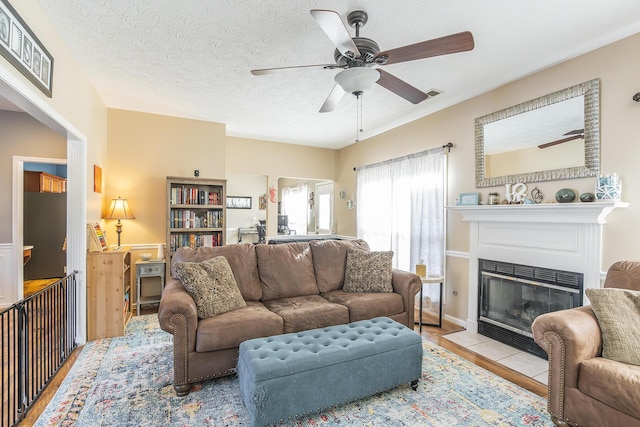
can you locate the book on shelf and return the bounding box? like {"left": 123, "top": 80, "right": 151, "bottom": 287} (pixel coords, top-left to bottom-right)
{"left": 169, "top": 231, "right": 223, "bottom": 252}
{"left": 170, "top": 186, "right": 223, "bottom": 206}
{"left": 170, "top": 209, "right": 223, "bottom": 229}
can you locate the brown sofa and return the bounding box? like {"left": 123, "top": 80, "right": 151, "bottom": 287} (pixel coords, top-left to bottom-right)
{"left": 158, "top": 239, "right": 422, "bottom": 396}
{"left": 531, "top": 261, "right": 640, "bottom": 427}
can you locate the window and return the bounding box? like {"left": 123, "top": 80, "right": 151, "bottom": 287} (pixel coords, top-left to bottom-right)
{"left": 356, "top": 148, "right": 445, "bottom": 276}
{"left": 280, "top": 184, "right": 308, "bottom": 235}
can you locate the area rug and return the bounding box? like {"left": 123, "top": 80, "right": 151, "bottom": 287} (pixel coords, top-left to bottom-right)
{"left": 35, "top": 315, "right": 552, "bottom": 426}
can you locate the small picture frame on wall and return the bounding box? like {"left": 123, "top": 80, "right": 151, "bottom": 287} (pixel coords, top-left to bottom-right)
{"left": 93, "top": 165, "right": 102, "bottom": 193}
{"left": 227, "top": 196, "right": 252, "bottom": 209}
{"left": 457, "top": 192, "right": 479, "bottom": 206}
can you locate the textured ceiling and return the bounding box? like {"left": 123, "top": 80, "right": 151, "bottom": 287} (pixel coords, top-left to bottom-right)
{"left": 30, "top": 0, "right": 640, "bottom": 149}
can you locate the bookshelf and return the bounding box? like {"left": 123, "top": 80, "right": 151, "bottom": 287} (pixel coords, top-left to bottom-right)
{"left": 86, "top": 248, "right": 132, "bottom": 340}
{"left": 166, "top": 176, "right": 226, "bottom": 258}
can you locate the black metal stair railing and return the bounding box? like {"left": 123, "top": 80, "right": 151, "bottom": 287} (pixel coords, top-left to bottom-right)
{"left": 1, "top": 271, "right": 79, "bottom": 427}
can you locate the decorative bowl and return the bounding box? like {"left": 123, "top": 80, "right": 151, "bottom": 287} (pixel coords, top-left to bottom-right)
{"left": 140, "top": 253, "right": 152, "bottom": 261}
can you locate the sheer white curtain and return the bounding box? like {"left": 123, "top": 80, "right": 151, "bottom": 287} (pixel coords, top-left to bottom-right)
{"left": 281, "top": 184, "right": 308, "bottom": 235}
{"left": 356, "top": 148, "right": 445, "bottom": 276}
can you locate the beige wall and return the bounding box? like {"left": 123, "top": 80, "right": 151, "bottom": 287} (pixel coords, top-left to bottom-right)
{"left": 0, "top": 111, "right": 66, "bottom": 242}
{"left": 336, "top": 32, "right": 640, "bottom": 322}
{"left": 105, "top": 109, "right": 226, "bottom": 246}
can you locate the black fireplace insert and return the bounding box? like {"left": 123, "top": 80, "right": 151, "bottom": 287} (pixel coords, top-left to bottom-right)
{"left": 478, "top": 259, "right": 583, "bottom": 358}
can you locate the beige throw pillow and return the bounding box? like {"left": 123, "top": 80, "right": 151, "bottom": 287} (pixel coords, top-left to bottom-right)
{"left": 174, "top": 256, "right": 246, "bottom": 319}
{"left": 343, "top": 248, "right": 393, "bottom": 293}
{"left": 586, "top": 287, "right": 640, "bottom": 365}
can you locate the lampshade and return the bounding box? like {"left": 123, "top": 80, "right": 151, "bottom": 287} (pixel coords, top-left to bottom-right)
{"left": 105, "top": 197, "right": 135, "bottom": 220}
{"left": 334, "top": 67, "right": 380, "bottom": 94}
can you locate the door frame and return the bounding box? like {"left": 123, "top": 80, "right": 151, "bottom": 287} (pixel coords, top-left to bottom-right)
{"left": 315, "top": 181, "right": 334, "bottom": 234}
{"left": 15, "top": 156, "right": 67, "bottom": 293}
{"left": 2, "top": 63, "right": 88, "bottom": 343}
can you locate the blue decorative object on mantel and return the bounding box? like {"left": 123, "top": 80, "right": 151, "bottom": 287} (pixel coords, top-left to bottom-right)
{"left": 555, "top": 188, "right": 576, "bottom": 203}
{"left": 596, "top": 174, "right": 621, "bottom": 199}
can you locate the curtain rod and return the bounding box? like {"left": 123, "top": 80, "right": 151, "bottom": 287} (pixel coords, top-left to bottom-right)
{"left": 353, "top": 142, "right": 454, "bottom": 171}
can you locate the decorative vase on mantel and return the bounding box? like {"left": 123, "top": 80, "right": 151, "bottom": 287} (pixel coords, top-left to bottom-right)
{"left": 555, "top": 188, "right": 576, "bottom": 203}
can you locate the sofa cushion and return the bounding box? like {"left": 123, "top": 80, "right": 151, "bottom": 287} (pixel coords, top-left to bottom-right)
{"left": 343, "top": 248, "right": 393, "bottom": 293}
{"left": 196, "top": 301, "right": 283, "bottom": 352}
{"left": 585, "top": 288, "right": 640, "bottom": 365}
{"left": 578, "top": 356, "right": 640, "bottom": 420}
{"left": 256, "top": 242, "right": 319, "bottom": 301}
{"left": 174, "top": 256, "right": 246, "bottom": 319}
{"left": 321, "top": 290, "right": 404, "bottom": 322}
{"left": 171, "top": 244, "right": 262, "bottom": 301}
{"left": 310, "top": 239, "right": 370, "bottom": 293}
{"left": 261, "top": 295, "right": 349, "bottom": 333}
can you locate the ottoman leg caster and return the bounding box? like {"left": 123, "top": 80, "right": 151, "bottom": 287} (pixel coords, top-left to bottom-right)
{"left": 411, "top": 379, "right": 419, "bottom": 391}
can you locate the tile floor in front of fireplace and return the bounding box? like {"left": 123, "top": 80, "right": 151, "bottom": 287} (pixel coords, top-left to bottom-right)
{"left": 443, "top": 330, "right": 549, "bottom": 385}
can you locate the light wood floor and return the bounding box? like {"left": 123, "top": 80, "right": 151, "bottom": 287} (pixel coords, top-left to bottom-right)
{"left": 18, "top": 312, "right": 547, "bottom": 426}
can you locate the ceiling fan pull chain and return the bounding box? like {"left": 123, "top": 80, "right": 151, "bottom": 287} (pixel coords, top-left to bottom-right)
{"left": 355, "top": 92, "right": 363, "bottom": 142}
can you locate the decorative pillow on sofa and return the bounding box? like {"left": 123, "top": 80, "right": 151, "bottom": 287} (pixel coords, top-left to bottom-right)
{"left": 585, "top": 288, "right": 640, "bottom": 365}
{"left": 310, "top": 239, "right": 370, "bottom": 293}
{"left": 343, "top": 248, "right": 393, "bottom": 293}
{"left": 174, "top": 256, "right": 246, "bottom": 319}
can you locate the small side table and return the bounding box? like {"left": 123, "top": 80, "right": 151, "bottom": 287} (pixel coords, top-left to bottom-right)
{"left": 416, "top": 275, "right": 444, "bottom": 332}
{"left": 135, "top": 259, "right": 166, "bottom": 315}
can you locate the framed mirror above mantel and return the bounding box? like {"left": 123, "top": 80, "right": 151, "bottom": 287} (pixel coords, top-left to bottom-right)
{"left": 475, "top": 78, "right": 600, "bottom": 188}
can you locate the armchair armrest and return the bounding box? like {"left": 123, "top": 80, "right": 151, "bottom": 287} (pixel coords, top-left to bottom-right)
{"left": 531, "top": 306, "right": 602, "bottom": 419}
{"left": 391, "top": 269, "right": 422, "bottom": 326}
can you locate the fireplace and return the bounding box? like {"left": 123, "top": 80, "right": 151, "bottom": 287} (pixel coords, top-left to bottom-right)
{"left": 478, "top": 259, "right": 583, "bottom": 358}
{"left": 449, "top": 201, "right": 627, "bottom": 342}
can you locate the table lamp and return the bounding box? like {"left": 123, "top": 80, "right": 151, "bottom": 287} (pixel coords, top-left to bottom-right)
{"left": 104, "top": 196, "right": 135, "bottom": 248}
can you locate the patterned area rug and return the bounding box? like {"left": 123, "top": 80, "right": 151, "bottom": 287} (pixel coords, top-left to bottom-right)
{"left": 36, "top": 315, "right": 552, "bottom": 426}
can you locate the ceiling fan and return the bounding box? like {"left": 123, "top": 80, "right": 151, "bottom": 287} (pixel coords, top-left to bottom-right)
{"left": 251, "top": 9, "right": 475, "bottom": 113}
{"left": 538, "top": 129, "right": 585, "bottom": 149}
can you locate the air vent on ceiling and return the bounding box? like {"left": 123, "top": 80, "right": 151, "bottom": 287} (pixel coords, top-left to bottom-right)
{"left": 426, "top": 89, "right": 443, "bottom": 98}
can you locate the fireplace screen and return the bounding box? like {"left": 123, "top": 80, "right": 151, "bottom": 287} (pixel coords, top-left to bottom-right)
{"left": 478, "top": 259, "right": 583, "bottom": 357}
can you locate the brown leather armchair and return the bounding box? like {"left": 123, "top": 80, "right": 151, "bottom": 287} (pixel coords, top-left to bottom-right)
{"left": 532, "top": 261, "right": 640, "bottom": 427}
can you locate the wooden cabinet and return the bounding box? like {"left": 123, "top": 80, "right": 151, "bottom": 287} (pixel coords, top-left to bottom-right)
{"left": 87, "top": 248, "right": 132, "bottom": 340}
{"left": 24, "top": 171, "right": 67, "bottom": 193}
{"left": 166, "top": 176, "right": 226, "bottom": 257}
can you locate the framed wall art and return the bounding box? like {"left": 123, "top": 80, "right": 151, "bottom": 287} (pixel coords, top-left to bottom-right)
{"left": 93, "top": 165, "right": 102, "bottom": 193}
{"left": 0, "top": 0, "right": 54, "bottom": 97}
{"left": 457, "top": 192, "right": 480, "bottom": 206}
{"left": 227, "top": 196, "right": 252, "bottom": 209}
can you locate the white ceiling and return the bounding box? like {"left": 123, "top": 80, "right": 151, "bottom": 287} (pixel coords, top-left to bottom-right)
{"left": 24, "top": 1, "right": 640, "bottom": 149}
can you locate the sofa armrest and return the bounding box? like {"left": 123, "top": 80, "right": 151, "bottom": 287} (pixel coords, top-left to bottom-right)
{"left": 531, "top": 305, "right": 602, "bottom": 419}
{"left": 158, "top": 278, "right": 199, "bottom": 349}
{"left": 391, "top": 269, "right": 422, "bottom": 326}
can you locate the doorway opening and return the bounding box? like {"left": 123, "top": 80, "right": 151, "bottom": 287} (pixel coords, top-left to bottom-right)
{"left": 23, "top": 161, "right": 68, "bottom": 297}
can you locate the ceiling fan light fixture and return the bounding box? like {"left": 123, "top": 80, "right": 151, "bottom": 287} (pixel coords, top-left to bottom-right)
{"left": 334, "top": 67, "right": 380, "bottom": 94}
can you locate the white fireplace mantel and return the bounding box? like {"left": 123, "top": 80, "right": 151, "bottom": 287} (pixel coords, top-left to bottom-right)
{"left": 448, "top": 200, "right": 628, "bottom": 332}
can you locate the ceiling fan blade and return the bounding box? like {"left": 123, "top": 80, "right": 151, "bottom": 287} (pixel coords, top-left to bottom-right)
{"left": 319, "top": 84, "right": 345, "bottom": 113}
{"left": 375, "top": 31, "right": 474, "bottom": 65}
{"left": 376, "top": 69, "right": 428, "bottom": 104}
{"left": 310, "top": 9, "right": 360, "bottom": 58}
{"left": 251, "top": 64, "right": 342, "bottom": 75}
{"left": 563, "top": 128, "right": 585, "bottom": 136}
{"left": 538, "top": 134, "right": 584, "bottom": 149}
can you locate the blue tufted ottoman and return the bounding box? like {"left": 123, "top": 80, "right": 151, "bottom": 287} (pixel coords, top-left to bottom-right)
{"left": 237, "top": 317, "right": 423, "bottom": 426}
